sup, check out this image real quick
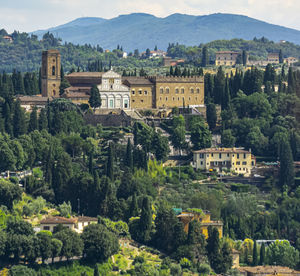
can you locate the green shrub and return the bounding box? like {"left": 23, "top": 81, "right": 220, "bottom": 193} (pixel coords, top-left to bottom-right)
{"left": 179, "top": 257, "right": 192, "bottom": 269}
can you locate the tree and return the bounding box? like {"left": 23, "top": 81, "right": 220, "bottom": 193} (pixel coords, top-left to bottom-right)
{"left": 252, "top": 240, "right": 258, "bottom": 266}
{"left": 190, "top": 121, "right": 212, "bottom": 150}
{"left": 50, "top": 238, "right": 63, "bottom": 263}
{"left": 28, "top": 106, "right": 38, "bottom": 132}
{"left": 221, "top": 129, "right": 236, "bottom": 147}
{"left": 54, "top": 228, "right": 83, "bottom": 261}
{"left": 242, "top": 50, "right": 247, "bottom": 66}
{"left": 106, "top": 143, "right": 114, "bottom": 181}
{"left": 138, "top": 196, "right": 152, "bottom": 243}
{"left": 37, "top": 231, "right": 52, "bottom": 263}
{"left": 201, "top": 46, "right": 208, "bottom": 67}
{"left": 151, "top": 131, "right": 170, "bottom": 162}
{"left": 0, "top": 140, "right": 16, "bottom": 172}
{"left": 279, "top": 139, "right": 294, "bottom": 189}
{"left": 124, "top": 138, "right": 133, "bottom": 170}
{"left": 259, "top": 242, "right": 265, "bottom": 265}
{"left": 206, "top": 103, "right": 217, "bottom": 130}
{"left": 279, "top": 49, "right": 283, "bottom": 64}
{"left": 81, "top": 224, "right": 119, "bottom": 263}
{"left": 38, "top": 108, "right": 48, "bottom": 131}
{"left": 267, "top": 240, "right": 299, "bottom": 268}
{"left": 0, "top": 179, "right": 22, "bottom": 210}
{"left": 89, "top": 84, "right": 101, "bottom": 111}
{"left": 13, "top": 99, "right": 26, "bottom": 137}
{"left": 94, "top": 265, "right": 100, "bottom": 276}
{"left": 206, "top": 226, "right": 223, "bottom": 273}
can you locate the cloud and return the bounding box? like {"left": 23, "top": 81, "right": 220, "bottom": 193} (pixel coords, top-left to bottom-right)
{"left": 1, "top": 0, "right": 300, "bottom": 32}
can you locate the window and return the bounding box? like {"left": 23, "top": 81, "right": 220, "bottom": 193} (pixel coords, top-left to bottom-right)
{"left": 172, "top": 97, "right": 175, "bottom": 101}
{"left": 188, "top": 97, "right": 191, "bottom": 101}
{"left": 244, "top": 153, "right": 246, "bottom": 159}
{"left": 53, "top": 84, "right": 56, "bottom": 87}
{"left": 219, "top": 153, "right": 222, "bottom": 159}
{"left": 124, "top": 100, "right": 129, "bottom": 108}
{"left": 166, "top": 88, "right": 170, "bottom": 94}
{"left": 190, "top": 88, "right": 194, "bottom": 94}
{"left": 175, "top": 88, "right": 179, "bottom": 94}
{"left": 43, "top": 226, "right": 50, "bottom": 230}
{"left": 52, "top": 66, "right": 55, "bottom": 76}
{"left": 139, "top": 90, "right": 142, "bottom": 95}
{"left": 165, "top": 97, "right": 168, "bottom": 101}
{"left": 109, "top": 99, "right": 114, "bottom": 108}
{"left": 132, "top": 90, "right": 135, "bottom": 95}
{"left": 181, "top": 88, "right": 184, "bottom": 94}
{"left": 211, "top": 153, "right": 214, "bottom": 157}
{"left": 196, "top": 88, "right": 200, "bottom": 94}
{"left": 236, "top": 161, "right": 240, "bottom": 165}
{"left": 242, "top": 162, "right": 247, "bottom": 165}
{"left": 160, "top": 88, "right": 164, "bottom": 94}
{"left": 141, "top": 100, "right": 144, "bottom": 103}
{"left": 237, "top": 154, "right": 240, "bottom": 159}
{"left": 200, "top": 161, "right": 203, "bottom": 165}
{"left": 159, "top": 97, "right": 162, "bottom": 100}
{"left": 144, "top": 91, "right": 148, "bottom": 95}
{"left": 132, "top": 100, "right": 135, "bottom": 103}
{"left": 227, "top": 153, "right": 229, "bottom": 157}
{"left": 178, "top": 97, "right": 180, "bottom": 101}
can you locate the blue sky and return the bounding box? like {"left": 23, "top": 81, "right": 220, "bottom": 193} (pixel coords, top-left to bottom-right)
{"left": 1, "top": 0, "right": 300, "bottom": 32}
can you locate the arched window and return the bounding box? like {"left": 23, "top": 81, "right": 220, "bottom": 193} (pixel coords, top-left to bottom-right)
{"left": 52, "top": 66, "right": 55, "bottom": 76}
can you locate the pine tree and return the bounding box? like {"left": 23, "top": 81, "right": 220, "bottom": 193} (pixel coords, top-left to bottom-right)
{"left": 28, "top": 106, "right": 38, "bottom": 132}
{"left": 89, "top": 84, "right": 101, "bottom": 111}
{"left": 252, "top": 240, "right": 258, "bottom": 266}
{"left": 259, "top": 243, "right": 265, "bottom": 265}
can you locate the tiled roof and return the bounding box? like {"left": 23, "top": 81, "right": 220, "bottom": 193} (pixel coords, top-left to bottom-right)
{"left": 193, "top": 147, "right": 250, "bottom": 154}
{"left": 238, "top": 266, "right": 300, "bottom": 274}
{"left": 216, "top": 51, "right": 239, "bottom": 54}
{"left": 17, "top": 95, "right": 53, "bottom": 103}
{"left": 77, "top": 216, "right": 98, "bottom": 222}
{"left": 123, "top": 77, "right": 153, "bottom": 85}
{"left": 40, "top": 216, "right": 76, "bottom": 224}
{"left": 67, "top": 72, "right": 104, "bottom": 78}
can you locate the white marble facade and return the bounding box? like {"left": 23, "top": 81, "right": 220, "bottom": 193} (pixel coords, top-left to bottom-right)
{"left": 98, "top": 70, "right": 130, "bottom": 109}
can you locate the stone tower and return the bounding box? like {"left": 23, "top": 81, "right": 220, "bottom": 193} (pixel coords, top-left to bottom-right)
{"left": 41, "top": 49, "right": 61, "bottom": 97}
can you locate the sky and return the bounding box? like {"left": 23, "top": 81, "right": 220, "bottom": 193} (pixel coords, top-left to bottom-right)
{"left": 1, "top": 0, "right": 300, "bottom": 33}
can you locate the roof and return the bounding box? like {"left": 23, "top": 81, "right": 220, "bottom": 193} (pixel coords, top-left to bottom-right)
{"left": 193, "top": 147, "right": 251, "bottom": 154}
{"left": 63, "top": 92, "right": 90, "bottom": 99}
{"left": 40, "top": 216, "right": 77, "bottom": 225}
{"left": 238, "top": 266, "right": 300, "bottom": 275}
{"left": 67, "top": 72, "right": 104, "bottom": 78}
{"left": 17, "top": 95, "right": 53, "bottom": 103}
{"left": 216, "top": 51, "right": 239, "bottom": 54}
{"left": 77, "top": 216, "right": 98, "bottom": 222}
{"left": 123, "top": 77, "right": 153, "bottom": 85}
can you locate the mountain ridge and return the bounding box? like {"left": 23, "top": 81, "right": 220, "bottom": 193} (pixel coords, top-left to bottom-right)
{"left": 31, "top": 13, "right": 300, "bottom": 51}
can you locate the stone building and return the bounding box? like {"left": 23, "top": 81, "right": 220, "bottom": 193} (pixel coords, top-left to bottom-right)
{"left": 192, "top": 147, "right": 256, "bottom": 177}
{"left": 267, "top": 53, "right": 279, "bottom": 64}
{"left": 215, "top": 51, "right": 240, "bottom": 66}
{"left": 41, "top": 50, "right": 61, "bottom": 97}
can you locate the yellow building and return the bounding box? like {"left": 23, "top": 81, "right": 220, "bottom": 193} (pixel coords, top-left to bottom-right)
{"left": 192, "top": 148, "right": 256, "bottom": 177}
{"left": 123, "top": 77, "right": 154, "bottom": 109}
{"left": 177, "top": 210, "right": 223, "bottom": 238}
{"left": 215, "top": 51, "right": 240, "bottom": 66}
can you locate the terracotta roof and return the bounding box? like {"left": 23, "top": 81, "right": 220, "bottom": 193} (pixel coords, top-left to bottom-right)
{"left": 67, "top": 72, "right": 104, "bottom": 78}
{"left": 123, "top": 77, "right": 153, "bottom": 85}
{"left": 17, "top": 95, "right": 53, "bottom": 103}
{"left": 193, "top": 147, "right": 250, "bottom": 154}
{"left": 238, "top": 266, "right": 300, "bottom": 275}
{"left": 63, "top": 92, "right": 90, "bottom": 99}
{"left": 77, "top": 216, "right": 98, "bottom": 222}
{"left": 40, "top": 216, "right": 76, "bottom": 225}
{"left": 216, "top": 51, "right": 239, "bottom": 54}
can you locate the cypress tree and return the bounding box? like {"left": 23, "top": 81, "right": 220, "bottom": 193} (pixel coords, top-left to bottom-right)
{"left": 15, "top": 71, "right": 25, "bottom": 94}
{"left": 279, "top": 139, "right": 295, "bottom": 189}
{"left": 259, "top": 243, "right": 265, "bottom": 265}
{"left": 28, "top": 106, "right": 38, "bottom": 132}
{"left": 3, "top": 101, "right": 13, "bottom": 136}
{"left": 124, "top": 138, "right": 133, "bottom": 171}
{"left": 89, "top": 84, "right": 101, "bottom": 111}
{"left": 206, "top": 102, "right": 217, "bottom": 130}
{"left": 242, "top": 50, "right": 247, "bottom": 66}
{"left": 279, "top": 49, "right": 283, "bottom": 64}
{"left": 94, "top": 265, "right": 100, "bottom": 276}
{"left": 252, "top": 240, "right": 258, "bottom": 266}
{"left": 129, "top": 193, "right": 139, "bottom": 218}
{"left": 39, "top": 108, "right": 48, "bottom": 131}
{"left": 201, "top": 46, "right": 208, "bottom": 67}
{"left": 139, "top": 196, "right": 152, "bottom": 243}
{"left": 106, "top": 143, "right": 114, "bottom": 181}
{"left": 38, "top": 67, "right": 42, "bottom": 93}
{"left": 287, "top": 67, "right": 295, "bottom": 93}
{"left": 13, "top": 99, "right": 26, "bottom": 137}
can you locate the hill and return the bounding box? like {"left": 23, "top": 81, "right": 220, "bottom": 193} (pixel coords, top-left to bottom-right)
{"left": 31, "top": 13, "right": 300, "bottom": 51}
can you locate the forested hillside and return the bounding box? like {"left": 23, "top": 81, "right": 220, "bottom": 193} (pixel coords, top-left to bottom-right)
{"left": 2, "top": 29, "right": 300, "bottom": 73}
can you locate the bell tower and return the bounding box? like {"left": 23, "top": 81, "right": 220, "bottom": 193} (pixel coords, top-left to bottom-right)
{"left": 41, "top": 49, "right": 61, "bottom": 97}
